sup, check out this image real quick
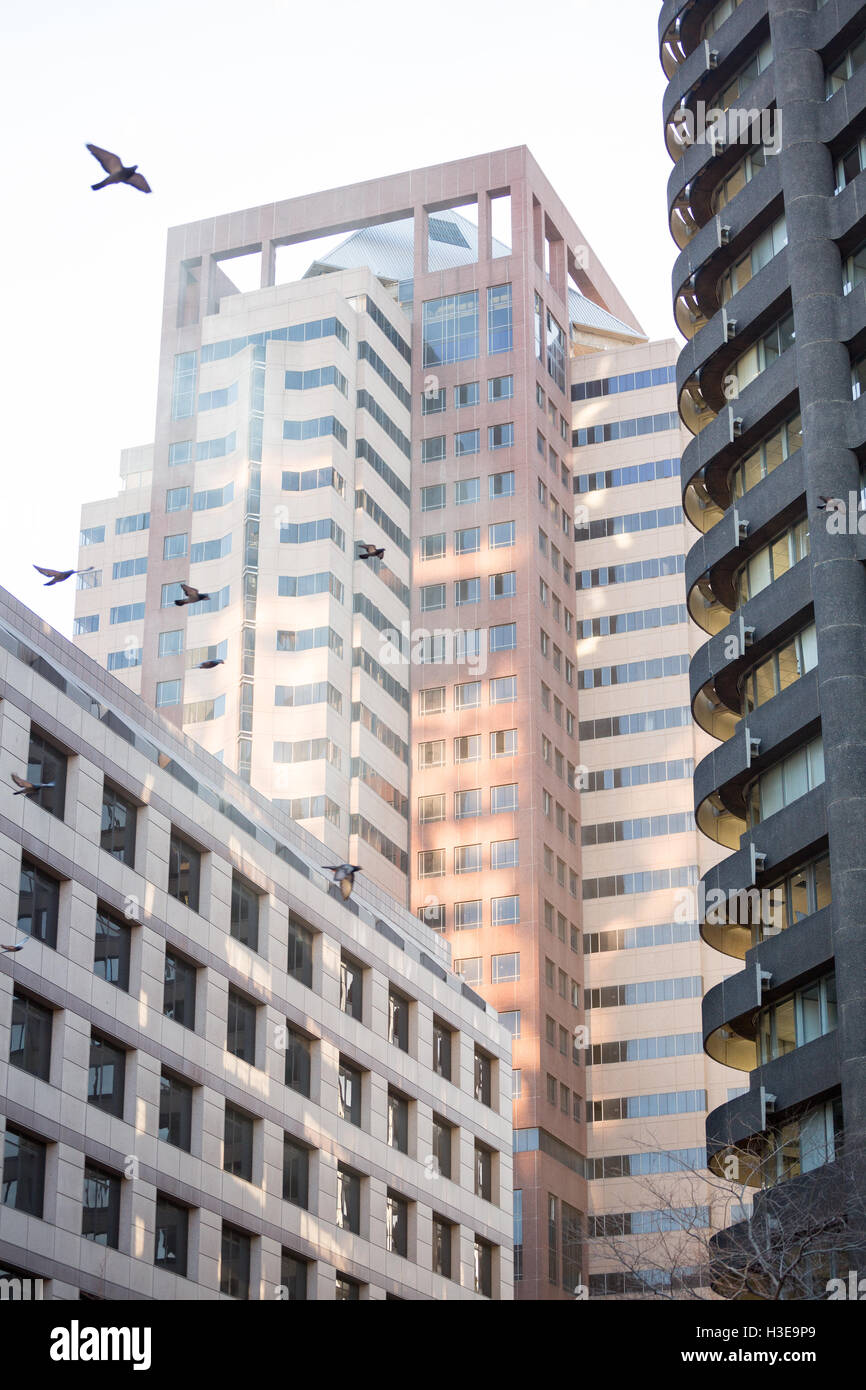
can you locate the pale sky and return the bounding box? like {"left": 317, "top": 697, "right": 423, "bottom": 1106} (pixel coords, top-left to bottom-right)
{"left": 0, "top": 0, "right": 675, "bottom": 635}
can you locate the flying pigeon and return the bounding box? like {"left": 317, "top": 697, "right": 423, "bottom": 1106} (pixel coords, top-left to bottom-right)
{"left": 0, "top": 934, "right": 28, "bottom": 953}
{"left": 87, "top": 144, "right": 152, "bottom": 193}
{"left": 195, "top": 659, "right": 224, "bottom": 670}
{"left": 33, "top": 565, "right": 95, "bottom": 587}
{"left": 817, "top": 496, "right": 843, "bottom": 511}
{"left": 174, "top": 582, "right": 210, "bottom": 607}
{"left": 324, "top": 864, "right": 363, "bottom": 900}
{"left": 10, "top": 773, "right": 55, "bottom": 797}
{"left": 357, "top": 542, "right": 384, "bottom": 561}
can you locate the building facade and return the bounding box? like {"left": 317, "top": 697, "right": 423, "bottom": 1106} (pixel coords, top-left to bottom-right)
{"left": 0, "top": 584, "right": 513, "bottom": 1299}
{"left": 660, "top": 0, "right": 866, "bottom": 1286}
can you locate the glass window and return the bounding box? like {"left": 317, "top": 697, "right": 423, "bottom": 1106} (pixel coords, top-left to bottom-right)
{"left": 491, "top": 729, "right": 518, "bottom": 757}
{"left": 474, "top": 1049, "right": 492, "bottom": 1107}
{"left": 432, "top": 1117, "right": 452, "bottom": 1178}
{"left": 389, "top": 989, "right": 410, "bottom": 1051}
{"left": 220, "top": 1224, "right": 251, "bottom": 1299}
{"left": 488, "top": 284, "right": 513, "bottom": 354}
{"left": 230, "top": 875, "right": 259, "bottom": 951}
{"left": 421, "top": 532, "right": 446, "bottom": 560}
{"left": 94, "top": 909, "right": 131, "bottom": 991}
{"left": 433, "top": 1216, "right": 452, "bottom": 1279}
{"left": 223, "top": 1104, "right": 254, "bottom": 1180}
{"left": 489, "top": 375, "right": 514, "bottom": 401}
{"left": 163, "top": 951, "right": 196, "bottom": 1028}
{"left": 1, "top": 1128, "right": 46, "bottom": 1217}
{"left": 163, "top": 533, "right": 188, "bottom": 560}
{"left": 455, "top": 381, "right": 480, "bottom": 408}
{"left": 227, "top": 990, "right": 256, "bottom": 1063}
{"left": 489, "top": 520, "right": 515, "bottom": 549}
{"left": 25, "top": 731, "right": 66, "bottom": 820}
{"left": 82, "top": 1164, "right": 120, "bottom": 1248}
{"left": 159, "top": 1069, "right": 192, "bottom": 1151}
{"left": 338, "top": 1059, "right": 362, "bottom": 1126}
{"left": 490, "top": 471, "right": 515, "bottom": 498}
{"left": 156, "top": 680, "right": 182, "bottom": 708}
{"left": 280, "top": 1251, "right": 308, "bottom": 1300}
{"left": 492, "top": 896, "right": 520, "bottom": 926}
{"left": 456, "top": 477, "right": 480, "bottom": 505}
{"left": 455, "top": 526, "right": 481, "bottom": 554}
{"left": 421, "top": 484, "right": 446, "bottom": 512}
{"left": 489, "top": 423, "right": 514, "bottom": 450}
{"left": 456, "top": 956, "right": 482, "bottom": 983}
{"left": 490, "top": 675, "right": 517, "bottom": 703}
{"left": 491, "top": 952, "right": 520, "bottom": 982}
{"left": 336, "top": 1165, "right": 361, "bottom": 1234}
{"left": 154, "top": 1196, "right": 188, "bottom": 1277}
{"left": 168, "top": 832, "right": 201, "bottom": 911}
{"left": 287, "top": 912, "right": 314, "bottom": 987}
{"left": 100, "top": 783, "right": 136, "bottom": 864}
{"left": 340, "top": 955, "right": 363, "bottom": 1019}
{"left": 432, "top": 1022, "right": 452, "bottom": 1081}
{"left": 475, "top": 1144, "right": 493, "bottom": 1201}
{"left": 455, "top": 788, "right": 482, "bottom": 820}
{"left": 455, "top": 428, "right": 480, "bottom": 455}
{"left": 491, "top": 839, "right": 519, "bottom": 869}
{"left": 455, "top": 844, "right": 482, "bottom": 874}
{"left": 17, "top": 860, "right": 59, "bottom": 949}
{"left": 386, "top": 1191, "right": 408, "bottom": 1257}
{"left": 387, "top": 1090, "right": 409, "bottom": 1153}
{"left": 285, "top": 1027, "right": 311, "bottom": 1097}
{"left": 9, "top": 991, "right": 52, "bottom": 1080}
{"left": 422, "top": 291, "right": 479, "bottom": 366}
{"left": 88, "top": 1033, "right": 125, "bottom": 1117}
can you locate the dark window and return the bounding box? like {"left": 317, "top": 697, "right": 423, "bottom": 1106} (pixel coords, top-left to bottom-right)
{"left": 474, "top": 1049, "right": 492, "bottom": 1107}
{"left": 388, "top": 988, "right": 409, "bottom": 1051}
{"left": 82, "top": 1164, "right": 120, "bottom": 1248}
{"left": 220, "top": 1224, "right": 251, "bottom": 1299}
{"left": 387, "top": 1089, "right": 409, "bottom": 1153}
{"left": 168, "top": 832, "right": 201, "bottom": 911}
{"left": 223, "top": 1105, "right": 254, "bottom": 1181}
{"left": 227, "top": 990, "right": 256, "bottom": 1062}
{"left": 336, "top": 1165, "right": 360, "bottom": 1234}
{"left": 25, "top": 730, "right": 66, "bottom": 819}
{"left": 340, "top": 955, "right": 363, "bottom": 1020}
{"left": 280, "top": 1250, "right": 308, "bottom": 1300}
{"left": 1, "top": 1128, "right": 46, "bottom": 1217}
{"left": 432, "top": 1116, "right": 452, "bottom": 1179}
{"left": 158, "top": 1070, "right": 192, "bottom": 1151}
{"left": 88, "top": 1034, "right": 125, "bottom": 1117}
{"left": 432, "top": 1216, "right": 452, "bottom": 1279}
{"left": 338, "top": 1059, "right": 362, "bottom": 1126}
{"left": 154, "top": 1196, "right": 189, "bottom": 1277}
{"left": 287, "top": 912, "right": 314, "bottom": 987}
{"left": 93, "top": 909, "right": 131, "bottom": 991}
{"left": 386, "top": 1191, "right": 408, "bottom": 1257}
{"left": 17, "top": 859, "right": 59, "bottom": 949}
{"left": 285, "top": 1027, "right": 311, "bottom": 1097}
{"left": 474, "top": 1237, "right": 493, "bottom": 1297}
{"left": 432, "top": 1019, "right": 452, "bottom": 1081}
{"left": 100, "top": 783, "right": 136, "bottom": 864}
{"left": 163, "top": 951, "right": 196, "bottom": 1028}
{"left": 475, "top": 1144, "right": 492, "bottom": 1201}
{"left": 282, "top": 1137, "right": 309, "bottom": 1208}
{"left": 9, "top": 991, "right": 51, "bottom": 1080}
{"left": 335, "top": 1274, "right": 360, "bottom": 1300}
{"left": 230, "top": 875, "right": 259, "bottom": 951}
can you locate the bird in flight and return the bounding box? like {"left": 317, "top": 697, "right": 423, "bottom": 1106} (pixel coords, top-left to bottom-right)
{"left": 10, "top": 773, "right": 55, "bottom": 797}
{"left": 1, "top": 934, "right": 28, "bottom": 953}
{"left": 34, "top": 565, "right": 95, "bottom": 587}
{"left": 174, "top": 582, "right": 210, "bottom": 607}
{"left": 357, "top": 542, "right": 384, "bottom": 561}
{"left": 87, "top": 144, "right": 152, "bottom": 193}
{"left": 195, "top": 659, "right": 224, "bottom": 670}
{"left": 324, "top": 864, "right": 363, "bottom": 900}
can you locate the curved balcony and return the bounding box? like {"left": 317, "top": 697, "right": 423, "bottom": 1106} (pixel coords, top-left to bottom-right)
{"left": 662, "top": 0, "right": 771, "bottom": 161}
{"left": 703, "top": 967, "right": 760, "bottom": 1069}
{"left": 659, "top": 0, "right": 702, "bottom": 79}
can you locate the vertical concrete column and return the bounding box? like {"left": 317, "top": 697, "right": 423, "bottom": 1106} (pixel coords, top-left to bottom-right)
{"left": 769, "top": 0, "right": 866, "bottom": 1147}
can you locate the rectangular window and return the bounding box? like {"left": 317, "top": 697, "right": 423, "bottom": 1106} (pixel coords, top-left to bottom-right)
{"left": 88, "top": 1033, "right": 125, "bottom": 1117}
{"left": 287, "top": 912, "right": 314, "bottom": 988}
{"left": 419, "top": 793, "right": 445, "bottom": 823}
{"left": 489, "top": 520, "right": 515, "bottom": 549}
{"left": 455, "top": 381, "right": 480, "bottom": 408}
{"left": 230, "top": 876, "right": 259, "bottom": 951}
{"left": 388, "top": 989, "right": 410, "bottom": 1052}
{"left": 227, "top": 989, "right": 256, "bottom": 1063}
{"left": 168, "top": 832, "right": 201, "bottom": 911}
{"left": 25, "top": 731, "right": 66, "bottom": 820}
{"left": 285, "top": 1027, "right": 312, "bottom": 1097}
{"left": 423, "top": 291, "right": 479, "bottom": 366}
{"left": 422, "top": 435, "right": 446, "bottom": 464}
{"left": 163, "top": 951, "right": 196, "bottom": 1029}
{"left": 336, "top": 1165, "right": 361, "bottom": 1234}
{"left": 456, "top": 526, "right": 481, "bottom": 554}
{"left": 491, "top": 839, "right": 519, "bottom": 869}
{"left": 82, "top": 1165, "right": 120, "bottom": 1248}
{"left": 455, "top": 428, "right": 480, "bottom": 456}
{"left": 489, "top": 422, "right": 514, "bottom": 450}
{"left": 492, "top": 895, "right": 520, "bottom": 926}
{"left": 163, "top": 533, "right": 188, "bottom": 560}
{"left": 455, "top": 844, "right": 482, "bottom": 874}
{"left": 491, "top": 783, "right": 518, "bottom": 814}
{"left": 455, "top": 734, "right": 481, "bottom": 762}
{"left": 455, "top": 788, "right": 482, "bottom": 820}
{"left": 488, "top": 284, "right": 513, "bottom": 354}
{"left": 421, "top": 532, "right": 446, "bottom": 561}
{"left": 432, "top": 1023, "right": 452, "bottom": 1082}
{"left": 9, "top": 991, "right": 52, "bottom": 1080}
{"left": 490, "top": 622, "right": 517, "bottom": 650}
{"left": 159, "top": 1069, "right": 192, "bottom": 1151}
{"left": 422, "top": 386, "right": 447, "bottom": 414}
{"left": 433, "top": 1216, "right": 452, "bottom": 1279}
{"left": 491, "top": 729, "right": 518, "bottom": 757}
{"left": 490, "top": 675, "right": 517, "bottom": 703}
{"left": 156, "top": 680, "right": 181, "bottom": 708}
{"left": 456, "top": 477, "right": 480, "bottom": 505}
{"left": 100, "top": 783, "right": 136, "bottom": 864}
{"left": 17, "top": 859, "right": 59, "bottom": 949}
{"left": 421, "top": 583, "right": 446, "bottom": 612}
{"left": 220, "top": 1224, "right": 251, "bottom": 1299}
{"left": 283, "top": 1138, "right": 309, "bottom": 1209}
{"left": 94, "top": 909, "right": 131, "bottom": 991}
{"left": 454, "top": 900, "right": 483, "bottom": 931}
{"left": 338, "top": 1058, "right": 362, "bottom": 1126}
{"left": 489, "top": 470, "right": 515, "bottom": 497}
{"left": 340, "top": 955, "right": 363, "bottom": 1020}
{"left": 1, "top": 1128, "right": 46, "bottom": 1218}
{"left": 489, "top": 374, "right": 514, "bottom": 401}
{"left": 492, "top": 952, "right": 520, "bottom": 983}
{"left": 223, "top": 1104, "right": 254, "bottom": 1180}
{"left": 387, "top": 1090, "right": 409, "bottom": 1153}
{"left": 166, "top": 486, "right": 190, "bottom": 513}
{"left": 456, "top": 956, "right": 482, "bottom": 983}
{"left": 421, "top": 484, "right": 446, "bottom": 512}
{"left": 154, "top": 1196, "right": 189, "bottom": 1277}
